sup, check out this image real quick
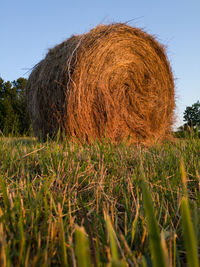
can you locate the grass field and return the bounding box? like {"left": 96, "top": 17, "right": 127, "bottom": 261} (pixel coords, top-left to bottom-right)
{"left": 0, "top": 134, "right": 199, "bottom": 266}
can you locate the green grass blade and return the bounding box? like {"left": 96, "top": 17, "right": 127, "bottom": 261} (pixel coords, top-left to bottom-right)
{"left": 75, "top": 225, "right": 92, "bottom": 267}
{"left": 0, "top": 175, "right": 10, "bottom": 210}
{"left": 105, "top": 215, "right": 119, "bottom": 262}
{"left": 141, "top": 256, "right": 148, "bottom": 267}
{"left": 17, "top": 198, "right": 25, "bottom": 267}
{"left": 141, "top": 181, "right": 167, "bottom": 267}
{"left": 131, "top": 208, "right": 139, "bottom": 245}
{"left": 180, "top": 197, "right": 199, "bottom": 267}
{"left": 58, "top": 204, "right": 68, "bottom": 267}
{"left": 180, "top": 159, "right": 187, "bottom": 194}
{"left": 105, "top": 216, "right": 127, "bottom": 267}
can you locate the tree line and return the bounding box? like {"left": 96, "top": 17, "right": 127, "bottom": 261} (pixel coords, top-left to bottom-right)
{"left": 0, "top": 77, "right": 30, "bottom": 135}
{"left": 0, "top": 76, "right": 199, "bottom": 136}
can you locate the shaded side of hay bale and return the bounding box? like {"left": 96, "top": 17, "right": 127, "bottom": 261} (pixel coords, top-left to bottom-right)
{"left": 64, "top": 24, "right": 175, "bottom": 143}
{"left": 26, "top": 35, "right": 83, "bottom": 139}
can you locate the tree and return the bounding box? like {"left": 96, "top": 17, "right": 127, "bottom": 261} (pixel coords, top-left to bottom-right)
{"left": 183, "top": 101, "right": 200, "bottom": 127}
{"left": 12, "top": 77, "right": 29, "bottom": 134}
{"left": 0, "top": 77, "right": 30, "bottom": 135}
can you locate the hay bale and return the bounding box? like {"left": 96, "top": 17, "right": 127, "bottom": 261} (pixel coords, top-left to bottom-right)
{"left": 26, "top": 23, "right": 175, "bottom": 143}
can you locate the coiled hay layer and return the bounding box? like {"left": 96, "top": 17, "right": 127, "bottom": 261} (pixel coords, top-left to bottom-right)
{"left": 26, "top": 23, "right": 175, "bottom": 143}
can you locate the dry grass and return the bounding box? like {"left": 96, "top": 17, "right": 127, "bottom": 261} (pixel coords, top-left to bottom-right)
{"left": 0, "top": 135, "right": 199, "bottom": 266}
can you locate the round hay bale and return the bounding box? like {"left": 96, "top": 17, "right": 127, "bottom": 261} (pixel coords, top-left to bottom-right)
{"left": 26, "top": 23, "right": 175, "bottom": 144}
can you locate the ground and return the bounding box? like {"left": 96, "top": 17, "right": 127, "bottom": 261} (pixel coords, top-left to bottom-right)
{"left": 0, "top": 135, "right": 199, "bottom": 266}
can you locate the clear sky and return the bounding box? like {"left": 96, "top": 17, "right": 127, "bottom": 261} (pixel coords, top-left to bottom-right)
{"left": 1, "top": 0, "right": 200, "bottom": 127}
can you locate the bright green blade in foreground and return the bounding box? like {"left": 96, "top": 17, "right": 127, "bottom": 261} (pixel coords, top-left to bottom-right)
{"left": 75, "top": 225, "right": 92, "bottom": 267}
{"left": 180, "top": 159, "right": 199, "bottom": 267}
{"left": 181, "top": 197, "right": 199, "bottom": 267}
{"left": 106, "top": 215, "right": 119, "bottom": 262}
{"left": 105, "top": 215, "right": 127, "bottom": 267}
{"left": 141, "top": 180, "right": 168, "bottom": 267}
{"left": 58, "top": 203, "right": 68, "bottom": 267}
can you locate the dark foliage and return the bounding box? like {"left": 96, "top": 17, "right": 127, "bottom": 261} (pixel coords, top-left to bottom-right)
{"left": 0, "top": 77, "right": 30, "bottom": 135}
{"left": 183, "top": 100, "right": 200, "bottom": 127}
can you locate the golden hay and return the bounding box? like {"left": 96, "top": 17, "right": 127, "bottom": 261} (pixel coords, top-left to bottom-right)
{"left": 26, "top": 23, "right": 175, "bottom": 144}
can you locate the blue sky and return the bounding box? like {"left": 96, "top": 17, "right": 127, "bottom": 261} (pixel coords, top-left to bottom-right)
{"left": 1, "top": 0, "right": 200, "bottom": 127}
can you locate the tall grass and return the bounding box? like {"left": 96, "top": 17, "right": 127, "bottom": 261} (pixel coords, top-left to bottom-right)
{"left": 180, "top": 160, "right": 199, "bottom": 267}
{"left": 0, "top": 135, "right": 199, "bottom": 266}
{"left": 141, "top": 180, "right": 167, "bottom": 267}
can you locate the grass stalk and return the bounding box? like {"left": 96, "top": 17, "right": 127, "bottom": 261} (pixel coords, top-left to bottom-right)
{"left": 141, "top": 180, "right": 168, "bottom": 267}
{"left": 75, "top": 225, "right": 92, "bottom": 267}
